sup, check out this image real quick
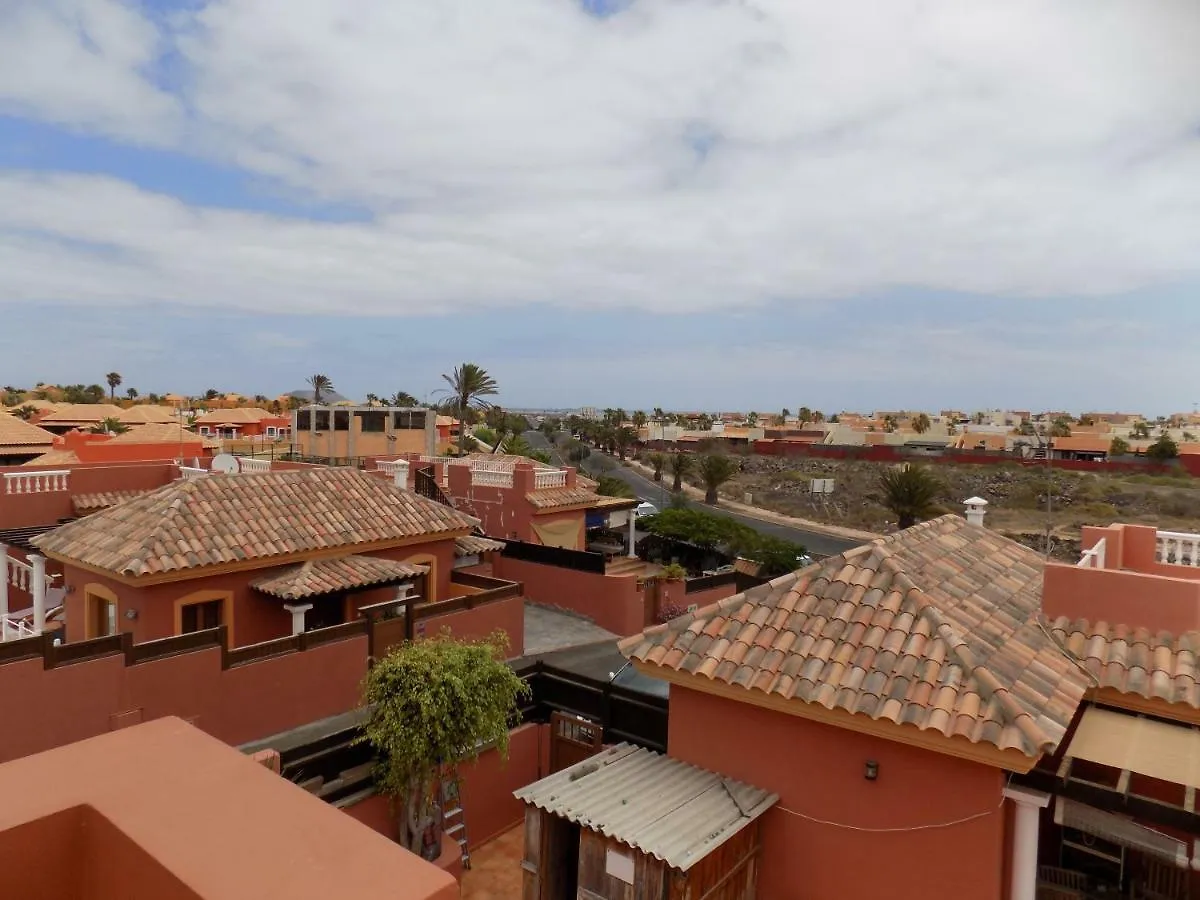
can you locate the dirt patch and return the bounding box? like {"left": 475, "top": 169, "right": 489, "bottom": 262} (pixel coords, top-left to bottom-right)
{"left": 680, "top": 455, "right": 1200, "bottom": 563}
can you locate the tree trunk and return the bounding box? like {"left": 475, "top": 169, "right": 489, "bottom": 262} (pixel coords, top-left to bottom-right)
{"left": 653, "top": 469, "right": 662, "bottom": 482}
{"left": 673, "top": 472, "right": 683, "bottom": 491}
{"left": 399, "top": 776, "right": 441, "bottom": 861}
{"left": 705, "top": 487, "right": 718, "bottom": 505}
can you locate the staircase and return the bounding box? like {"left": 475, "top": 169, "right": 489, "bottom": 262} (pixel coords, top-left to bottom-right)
{"left": 441, "top": 773, "right": 471, "bottom": 869}
{"left": 413, "top": 466, "right": 457, "bottom": 509}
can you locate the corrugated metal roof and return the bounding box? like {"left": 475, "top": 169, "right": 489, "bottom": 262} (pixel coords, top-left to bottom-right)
{"left": 513, "top": 743, "right": 776, "bottom": 872}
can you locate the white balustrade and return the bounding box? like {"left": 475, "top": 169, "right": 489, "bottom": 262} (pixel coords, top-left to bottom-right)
{"left": 179, "top": 466, "right": 208, "bottom": 480}
{"left": 238, "top": 457, "right": 271, "bottom": 473}
{"left": 3, "top": 470, "right": 70, "bottom": 495}
{"left": 1077, "top": 538, "right": 1107, "bottom": 569}
{"left": 469, "top": 459, "right": 514, "bottom": 488}
{"left": 1, "top": 618, "right": 35, "bottom": 642}
{"left": 7, "top": 556, "right": 32, "bottom": 593}
{"left": 1157, "top": 531, "right": 1200, "bottom": 567}
{"left": 534, "top": 469, "right": 568, "bottom": 489}
{"left": 1, "top": 552, "right": 45, "bottom": 642}
{"left": 375, "top": 459, "right": 404, "bottom": 475}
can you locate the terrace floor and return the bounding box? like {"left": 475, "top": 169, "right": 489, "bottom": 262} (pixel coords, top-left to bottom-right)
{"left": 522, "top": 603, "right": 619, "bottom": 656}
{"left": 461, "top": 826, "right": 522, "bottom": 900}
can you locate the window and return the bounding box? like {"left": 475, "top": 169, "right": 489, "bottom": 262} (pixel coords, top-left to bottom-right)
{"left": 296, "top": 410, "right": 311, "bottom": 430}
{"left": 265, "top": 427, "right": 277, "bottom": 438}
{"left": 198, "top": 426, "right": 210, "bottom": 435}
{"left": 359, "top": 411, "right": 386, "bottom": 433}
{"left": 314, "top": 411, "right": 330, "bottom": 431}
{"left": 394, "top": 411, "right": 427, "bottom": 430}
{"left": 333, "top": 410, "right": 350, "bottom": 431}
{"left": 181, "top": 599, "right": 222, "bottom": 633}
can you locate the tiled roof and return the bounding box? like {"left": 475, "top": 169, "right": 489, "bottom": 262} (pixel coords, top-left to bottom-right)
{"left": 620, "top": 515, "right": 1090, "bottom": 759}
{"left": 73, "top": 490, "right": 151, "bottom": 513}
{"left": 39, "top": 403, "right": 126, "bottom": 424}
{"left": 251, "top": 555, "right": 428, "bottom": 600}
{"left": 32, "top": 468, "right": 476, "bottom": 577}
{"left": 526, "top": 487, "right": 607, "bottom": 510}
{"left": 105, "top": 423, "right": 201, "bottom": 444}
{"left": 576, "top": 474, "right": 599, "bottom": 491}
{"left": 117, "top": 406, "right": 178, "bottom": 425}
{"left": 1048, "top": 617, "right": 1198, "bottom": 709}
{"left": 0, "top": 414, "right": 56, "bottom": 447}
{"left": 455, "top": 535, "right": 506, "bottom": 557}
{"left": 514, "top": 743, "right": 776, "bottom": 872}
{"left": 20, "top": 449, "right": 80, "bottom": 466}
{"left": 193, "top": 407, "right": 277, "bottom": 425}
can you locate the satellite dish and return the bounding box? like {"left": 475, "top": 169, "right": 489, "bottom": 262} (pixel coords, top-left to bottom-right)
{"left": 211, "top": 453, "right": 240, "bottom": 474}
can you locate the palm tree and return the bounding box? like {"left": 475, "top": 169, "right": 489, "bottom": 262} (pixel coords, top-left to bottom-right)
{"left": 648, "top": 451, "right": 667, "bottom": 482}
{"left": 632, "top": 410, "right": 647, "bottom": 429}
{"left": 125, "top": 387, "right": 139, "bottom": 401}
{"left": 912, "top": 413, "right": 931, "bottom": 434}
{"left": 89, "top": 417, "right": 129, "bottom": 435}
{"left": 12, "top": 405, "right": 36, "bottom": 421}
{"left": 365, "top": 393, "right": 380, "bottom": 408}
{"left": 878, "top": 464, "right": 942, "bottom": 529}
{"left": 442, "top": 363, "right": 499, "bottom": 455}
{"left": 797, "top": 407, "right": 812, "bottom": 427}
{"left": 697, "top": 454, "right": 739, "bottom": 505}
{"left": 669, "top": 452, "right": 692, "bottom": 492}
{"left": 746, "top": 411, "right": 758, "bottom": 426}
{"left": 105, "top": 372, "right": 122, "bottom": 400}
{"left": 307, "top": 374, "right": 334, "bottom": 405}
{"left": 652, "top": 407, "right": 665, "bottom": 421}
{"left": 614, "top": 426, "right": 635, "bottom": 461}
{"left": 390, "top": 391, "right": 420, "bottom": 407}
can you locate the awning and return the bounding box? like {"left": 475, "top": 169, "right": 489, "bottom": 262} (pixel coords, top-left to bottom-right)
{"left": 1055, "top": 798, "right": 1189, "bottom": 869}
{"left": 1068, "top": 706, "right": 1200, "bottom": 790}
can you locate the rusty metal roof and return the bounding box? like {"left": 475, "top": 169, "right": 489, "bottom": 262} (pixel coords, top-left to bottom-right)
{"left": 513, "top": 743, "right": 776, "bottom": 872}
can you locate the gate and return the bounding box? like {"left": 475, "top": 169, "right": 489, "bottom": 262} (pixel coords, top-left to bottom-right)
{"left": 549, "top": 710, "right": 603, "bottom": 773}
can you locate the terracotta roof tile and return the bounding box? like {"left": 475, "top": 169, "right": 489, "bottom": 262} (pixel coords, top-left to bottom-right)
{"left": 33, "top": 468, "right": 475, "bottom": 577}
{"left": 526, "top": 486, "right": 610, "bottom": 510}
{"left": 20, "top": 449, "right": 80, "bottom": 466}
{"left": 117, "top": 406, "right": 179, "bottom": 425}
{"left": 38, "top": 404, "right": 126, "bottom": 425}
{"left": 620, "top": 516, "right": 1090, "bottom": 759}
{"left": 251, "top": 555, "right": 428, "bottom": 600}
{"left": 73, "top": 490, "right": 152, "bottom": 513}
{"left": 105, "top": 423, "right": 202, "bottom": 444}
{"left": 454, "top": 535, "right": 506, "bottom": 557}
{"left": 0, "top": 414, "right": 56, "bottom": 448}
{"left": 193, "top": 408, "right": 277, "bottom": 425}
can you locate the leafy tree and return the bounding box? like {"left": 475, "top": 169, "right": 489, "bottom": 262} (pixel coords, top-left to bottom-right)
{"left": 669, "top": 452, "right": 692, "bottom": 492}
{"left": 797, "top": 407, "right": 812, "bottom": 427}
{"left": 641, "top": 508, "right": 806, "bottom": 577}
{"left": 359, "top": 633, "right": 528, "bottom": 859}
{"left": 472, "top": 426, "right": 499, "bottom": 449}
{"left": 204, "top": 388, "right": 220, "bottom": 401}
{"left": 697, "top": 453, "right": 739, "bottom": 505}
{"left": 1131, "top": 421, "right": 1151, "bottom": 439}
{"left": 390, "top": 391, "right": 420, "bottom": 407}
{"left": 125, "top": 387, "right": 138, "bottom": 401}
{"left": 697, "top": 413, "right": 713, "bottom": 431}
{"left": 1184, "top": 431, "right": 1197, "bottom": 443}
{"left": 105, "top": 372, "right": 122, "bottom": 400}
{"left": 632, "top": 410, "right": 647, "bottom": 429}
{"left": 878, "top": 464, "right": 942, "bottom": 529}
{"left": 565, "top": 439, "right": 590, "bottom": 464}
{"left": 1048, "top": 417, "right": 1072, "bottom": 438}
{"left": 595, "top": 475, "right": 636, "bottom": 498}
{"left": 498, "top": 434, "right": 533, "bottom": 457}
{"left": 648, "top": 451, "right": 667, "bottom": 482}
{"left": 1146, "top": 433, "right": 1179, "bottom": 462}
{"left": 365, "top": 393, "right": 380, "bottom": 408}
{"left": 912, "top": 413, "right": 931, "bottom": 434}
{"left": 89, "top": 417, "right": 129, "bottom": 435}
{"left": 307, "top": 374, "right": 334, "bottom": 405}
{"left": 882, "top": 414, "right": 898, "bottom": 433}
{"left": 613, "top": 425, "right": 636, "bottom": 461}
{"left": 442, "top": 363, "right": 499, "bottom": 455}
{"left": 528, "top": 450, "right": 553, "bottom": 464}
{"left": 652, "top": 407, "right": 665, "bottom": 421}
{"left": 1108, "top": 436, "right": 1130, "bottom": 456}
{"left": 85, "top": 384, "right": 105, "bottom": 403}
{"left": 12, "top": 405, "right": 37, "bottom": 421}
{"left": 781, "top": 408, "right": 790, "bottom": 420}
{"left": 746, "top": 411, "right": 758, "bottom": 426}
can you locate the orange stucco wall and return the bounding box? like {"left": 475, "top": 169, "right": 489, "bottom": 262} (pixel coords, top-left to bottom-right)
{"left": 656, "top": 579, "right": 738, "bottom": 618}
{"left": 492, "top": 555, "right": 645, "bottom": 635}
{"left": 0, "top": 634, "right": 367, "bottom": 765}
{"left": 667, "top": 685, "right": 1007, "bottom": 900}
{"left": 59, "top": 537, "right": 458, "bottom": 646}
{"left": 1043, "top": 562, "right": 1200, "bottom": 634}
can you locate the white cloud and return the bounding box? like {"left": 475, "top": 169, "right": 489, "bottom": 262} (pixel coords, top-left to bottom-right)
{"left": 0, "top": 0, "right": 1199, "bottom": 318}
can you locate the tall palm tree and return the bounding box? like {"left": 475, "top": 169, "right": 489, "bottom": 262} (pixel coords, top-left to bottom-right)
{"left": 442, "top": 363, "right": 499, "bottom": 455}
{"left": 105, "top": 372, "right": 122, "bottom": 400}
{"left": 797, "top": 407, "right": 812, "bottom": 427}
{"left": 125, "top": 387, "right": 139, "bottom": 401}
{"left": 390, "top": 391, "right": 420, "bottom": 407}
{"left": 913, "top": 413, "right": 932, "bottom": 434}
{"left": 365, "top": 393, "right": 380, "bottom": 408}
{"left": 632, "top": 410, "right": 647, "bottom": 429}
{"left": 307, "top": 374, "right": 334, "bottom": 405}
{"left": 878, "top": 464, "right": 942, "bottom": 529}
{"left": 669, "top": 452, "right": 692, "bottom": 492}
{"left": 614, "top": 426, "right": 635, "bottom": 461}
{"left": 697, "top": 454, "right": 738, "bottom": 505}
{"left": 89, "top": 417, "right": 129, "bottom": 435}
{"left": 648, "top": 452, "right": 667, "bottom": 482}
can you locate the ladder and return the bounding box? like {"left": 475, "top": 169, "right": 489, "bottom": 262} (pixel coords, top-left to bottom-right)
{"left": 441, "top": 773, "right": 471, "bottom": 869}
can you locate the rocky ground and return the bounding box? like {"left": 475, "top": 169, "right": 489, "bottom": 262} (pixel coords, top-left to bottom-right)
{"left": 687, "top": 455, "right": 1200, "bottom": 562}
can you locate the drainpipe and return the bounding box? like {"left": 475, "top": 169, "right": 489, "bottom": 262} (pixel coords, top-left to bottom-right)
{"left": 29, "top": 553, "right": 47, "bottom": 634}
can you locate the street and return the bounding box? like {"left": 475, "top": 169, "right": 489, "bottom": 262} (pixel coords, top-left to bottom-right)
{"left": 523, "top": 432, "right": 863, "bottom": 558}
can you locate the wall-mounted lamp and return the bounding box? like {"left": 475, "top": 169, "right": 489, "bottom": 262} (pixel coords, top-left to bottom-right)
{"left": 864, "top": 760, "right": 879, "bottom": 781}
{"left": 124, "top": 608, "right": 139, "bottom": 621}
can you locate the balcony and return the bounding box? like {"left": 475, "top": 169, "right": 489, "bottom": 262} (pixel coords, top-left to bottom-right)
{"left": 1157, "top": 530, "right": 1200, "bottom": 568}
{"left": 3, "top": 470, "right": 70, "bottom": 495}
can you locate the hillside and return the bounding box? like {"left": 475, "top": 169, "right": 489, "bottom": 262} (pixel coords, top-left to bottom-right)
{"left": 698, "top": 455, "right": 1200, "bottom": 562}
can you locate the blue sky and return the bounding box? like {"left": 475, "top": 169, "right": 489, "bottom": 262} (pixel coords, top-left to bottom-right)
{"left": 1, "top": 0, "right": 1199, "bottom": 414}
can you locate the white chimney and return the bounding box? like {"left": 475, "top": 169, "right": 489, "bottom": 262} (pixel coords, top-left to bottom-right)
{"left": 392, "top": 460, "right": 410, "bottom": 489}
{"left": 964, "top": 497, "right": 988, "bottom": 527}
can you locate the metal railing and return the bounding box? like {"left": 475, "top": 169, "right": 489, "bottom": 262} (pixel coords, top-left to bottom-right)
{"left": 1157, "top": 531, "right": 1200, "bottom": 567}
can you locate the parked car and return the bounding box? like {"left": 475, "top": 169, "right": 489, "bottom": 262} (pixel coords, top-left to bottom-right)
{"left": 634, "top": 501, "right": 659, "bottom": 519}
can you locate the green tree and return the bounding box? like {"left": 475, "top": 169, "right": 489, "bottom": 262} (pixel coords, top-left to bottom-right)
{"left": 359, "top": 633, "right": 528, "bottom": 859}
{"left": 125, "top": 387, "right": 138, "bottom": 401}
{"left": 204, "top": 388, "right": 220, "bottom": 401}
{"left": 365, "top": 393, "right": 380, "bottom": 408}
{"left": 1184, "top": 431, "right": 1197, "bottom": 443}
{"left": 89, "top": 417, "right": 129, "bottom": 435}
{"left": 797, "top": 407, "right": 812, "bottom": 427}
{"left": 390, "top": 391, "right": 420, "bottom": 407}
{"left": 85, "top": 384, "right": 106, "bottom": 403}
{"left": 596, "top": 475, "right": 636, "bottom": 498}
{"left": 12, "top": 405, "right": 37, "bottom": 421}
{"left": 307, "top": 374, "right": 334, "bottom": 405}
{"left": 1131, "top": 421, "right": 1151, "bottom": 439}
{"left": 648, "top": 451, "right": 667, "bottom": 482}
{"left": 669, "top": 452, "right": 692, "bottom": 492}
{"left": 912, "top": 413, "right": 931, "bottom": 434}
{"left": 1048, "top": 417, "right": 1072, "bottom": 438}
{"left": 614, "top": 425, "right": 635, "bottom": 461}
{"left": 697, "top": 453, "right": 738, "bottom": 505}
{"left": 878, "top": 464, "right": 942, "bottom": 529}
{"left": 652, "top": 407, "right": 665, "bottom": 421}
{"left": 442, "top": 363, "right": 499, "bottom": 455}
{"left": 105, "top": 372, "right": 122, "bottom": 400}
{"left": 632, "top": 410, "right": 647, "bottom": 429}
{"left": 1146, "top": 433, "right": 1179, "bottom": 462}
{"left": 1108, "top": 436, "right": 1130, "bottom": 456}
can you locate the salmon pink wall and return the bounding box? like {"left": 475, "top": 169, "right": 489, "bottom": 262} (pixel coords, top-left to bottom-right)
{"left": 656, "top": 579, "right": 737, "bottom": 619}
{"left": 0, "top": 634, "right": 367, "bottom": 765}
{"left": 414, "top": 595, "right": 525, "bottom": 657}
{"left": 0, "top": 461, "right": 177, "bottom": 529}
{"left": 1043, "top": 562, "right": 1200, "bottom": 634}
{"left": 668, "top": 686, "right": 1006, "bottom": 900}
{"left": 492, "top": 555, "right": 644, "bottom": 635}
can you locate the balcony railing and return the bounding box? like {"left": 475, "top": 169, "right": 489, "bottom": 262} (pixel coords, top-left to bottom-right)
{"left": 1157, "top": 531, "right": 1200, "bottom": 567}
{"left": 3, "top": 470, "right": 70, "bottom": 495}
{"left": 533, "top": 469, "right": 567, "bottom": 489}
{"left": 238, "top": 457, "right": 271, "bottom": 474}
{"left": 1077, "top": 538, "right": 1107, "bottom": 569}
{"left": 179, "top": 466, "right": 208, "bottom": 480}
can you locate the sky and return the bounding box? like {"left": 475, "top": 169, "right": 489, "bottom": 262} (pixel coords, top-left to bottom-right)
{"left": 1, "top": 1, "right": 1199, "bottom": 415}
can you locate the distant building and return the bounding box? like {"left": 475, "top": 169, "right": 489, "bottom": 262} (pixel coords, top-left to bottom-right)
{"left": 291, "top": 405, "right": 436, "bottom": 461}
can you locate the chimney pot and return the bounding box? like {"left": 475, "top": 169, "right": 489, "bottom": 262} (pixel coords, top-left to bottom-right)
{"left": 963, "top": 496, "right": 988, "bottom": 527}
